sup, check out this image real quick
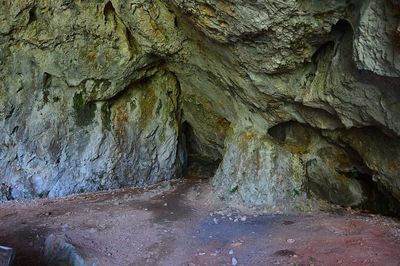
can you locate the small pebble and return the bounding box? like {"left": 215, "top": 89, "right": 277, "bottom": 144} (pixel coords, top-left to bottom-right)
{"left": 232, "top": 257, "right": 238, "bottom": 265}
{"left": 229, "top": 250, "right": 234, "bottom": 255}
{"left": 240, "top": 216, "right": 247, "bottom": 222}
{"left": 213, "top": 218, "right": 218, "bottom": 224}
{"left": 287, "top": 238, "right": 296, "bottom": 244}
{"left": 163, "top": 203, "right": 168, "bottom": 207}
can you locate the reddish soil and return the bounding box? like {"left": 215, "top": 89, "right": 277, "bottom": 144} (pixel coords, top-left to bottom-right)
{"left": 0, "top": 179, "right": 399, "bottom": 266}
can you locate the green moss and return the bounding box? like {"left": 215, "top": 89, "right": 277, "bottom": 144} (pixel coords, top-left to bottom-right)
{"left": 225, "top": 126, "right": 234, "bottom": 139}
{"left": 230, "top": 185, "right": 239, "bottom": 193}
{"left": 73, "top": 92, "right": 96, "bottom": 127}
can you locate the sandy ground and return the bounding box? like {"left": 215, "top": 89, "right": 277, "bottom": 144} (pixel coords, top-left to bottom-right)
{"left": 0, "top": 178, "right": 399, "bottom": 266}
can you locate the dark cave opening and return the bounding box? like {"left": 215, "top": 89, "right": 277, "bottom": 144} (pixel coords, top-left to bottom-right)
{"left": 181, "top": 122, "right": 222, "bottom": 180}
{"left": 344, "top": 170, "right": 400, "bottom": 217}
{"left": 268, "top": 121, "right": 400, "bottom": 217}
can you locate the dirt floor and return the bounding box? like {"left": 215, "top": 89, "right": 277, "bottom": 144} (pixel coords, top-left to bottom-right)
{"left": 0, "top": 178, "right": 399, "bottom": 266}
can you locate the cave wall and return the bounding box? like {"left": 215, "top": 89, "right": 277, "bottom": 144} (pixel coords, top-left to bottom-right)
{"left": 0, "top": 0, "right": 399, "bottom": 212}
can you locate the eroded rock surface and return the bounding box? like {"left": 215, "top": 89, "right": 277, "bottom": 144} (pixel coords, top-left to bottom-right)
{"left": 0, "top": 0, "right": 399, "bottom": 213}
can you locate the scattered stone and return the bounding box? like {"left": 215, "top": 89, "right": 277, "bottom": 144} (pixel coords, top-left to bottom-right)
{"left": 286, "top": 239, "right": 296, "bottom": 244}
{"left": 232, "top": 257, "right": 238, "bottom": 266}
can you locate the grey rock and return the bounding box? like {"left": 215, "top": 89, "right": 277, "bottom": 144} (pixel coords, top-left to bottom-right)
{"left": 44, "top": 234, "right": 96, "bottom": 266}
{"left": 212, "top": 128, "right": 310, "bottom": 212}
{"left": 0, "top": 0, "right": 399, "bottom": 213}
{"left": 353, "top": 0, "right": 400, "bottom": 77}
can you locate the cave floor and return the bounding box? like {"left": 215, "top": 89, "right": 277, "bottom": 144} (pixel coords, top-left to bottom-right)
{"left": 0, "top": 179, "right": 399, "bottom": 266}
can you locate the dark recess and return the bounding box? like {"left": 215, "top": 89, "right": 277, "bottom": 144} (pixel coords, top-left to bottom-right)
{"left": 181, "top": 122, "right": 221, "bottom": 180}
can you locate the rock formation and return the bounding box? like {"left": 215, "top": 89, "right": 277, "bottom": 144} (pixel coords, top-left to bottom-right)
{"left": 0, "top": 0, "right": 399, "bottom": 214}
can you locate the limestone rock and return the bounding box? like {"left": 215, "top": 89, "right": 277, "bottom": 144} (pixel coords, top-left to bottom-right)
{"left": 0, "top": 69, "right": 184, "bottom": 199}
{"left": 0, "top": 0, "right": 400, "bottom": 214}
{"left": 212, "top": 128, "right": 309, "bottom": 212}
{"left": 269, "top": 122, "right": 366, "bottom": 207}
{"left": 353, "top": 0, "right": 400, "bottom": 77}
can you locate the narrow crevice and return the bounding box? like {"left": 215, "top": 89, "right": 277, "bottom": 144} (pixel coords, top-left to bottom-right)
{"left": 103, "top": 1, "right": 116, "bottom": 20}
{"left": 27, "top": 6, "right": 37, "bottom": 25}
{"left": 181, "top": 121, "right": 221, "bottom": 180}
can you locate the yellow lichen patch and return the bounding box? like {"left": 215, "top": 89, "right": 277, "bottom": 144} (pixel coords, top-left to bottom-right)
{"left": 285, "top": 144, "right": 307, "bottom": 154}
{"left": 113, "top": 103, "right": 129, "bottom": 138}
{"left": 219, "top": 20, "right": 228, "bottom": 28}
{"left": 115, "top": 107, "right": 128, "bottom": 125}
{"left": 200, "top": 4, "right": 217, "bottom": 17}
{"left": 296, "top": 46, "right": 310, "bottom": 56}
{"left": 139, "top": 88, "right": 157, "bottom": 129}
{"left": 388, "top": 163, "right": 400, "bottom": 172}
{"left": 216, "top": 0, "right": 235, "bottom": 16}
{"left": 291, "top": 154, "right": 305, "bottom": 185}
{"left": 87, "top": 50, "right": 97, "bottom": 62}
{"left": 244, "top": 131, "right": 253, "bottom": 140}
{"left": 225, "top": 126, "right": 234, "bottom": 139}
{"left": 15, "top": 41, "right": 21, "bottom": 49}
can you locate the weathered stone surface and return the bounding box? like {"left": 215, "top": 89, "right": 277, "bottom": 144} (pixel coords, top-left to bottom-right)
{"left": 212, "top": 127, "right": 310, "bottom": 212}
{"left": 269, "top": 122, "right": 366, "bottom": 207}
{"left": 0, "top": 68, "right": 184, "bottom": 199}
{"left": 353, "top": 0, "right": 400, "bottom": 77}
{"left": 324, "top": 128, "right": 400, "bottom": 209}
{"left": 1, "top": 0, "right": 400, "bottom": 213}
